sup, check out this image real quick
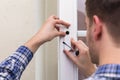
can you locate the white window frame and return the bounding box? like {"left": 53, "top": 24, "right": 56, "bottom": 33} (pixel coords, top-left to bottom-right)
{"left": 58, "top": 0, "right": 87, "bottom": 80}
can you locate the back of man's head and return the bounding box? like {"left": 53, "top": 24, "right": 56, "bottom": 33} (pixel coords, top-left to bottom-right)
{"left": 86, "top": 0, "right": 120, "bottom": 43}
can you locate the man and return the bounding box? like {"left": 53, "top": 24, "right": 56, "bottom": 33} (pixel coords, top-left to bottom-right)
{"left": 64, "top": 0, "right": 120, "bottom": 80}
{"left": 1, "top": 0, "right": 120, "bottom": 80}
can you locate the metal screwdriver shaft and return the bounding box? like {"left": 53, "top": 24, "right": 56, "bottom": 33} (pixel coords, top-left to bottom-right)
{"left": 63, "top": 42, "right": 79, "bottom": 56}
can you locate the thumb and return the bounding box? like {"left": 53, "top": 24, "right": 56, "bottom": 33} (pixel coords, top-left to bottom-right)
{"left": 57, "top": 31, "right": 66, "bottom": 36}
{"left": 64, "top": 49, "right": 79, "bottom": 65}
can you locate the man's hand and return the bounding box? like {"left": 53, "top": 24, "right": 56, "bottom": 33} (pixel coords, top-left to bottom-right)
{"left": 38, "top": 15, "right": 70, "bottom": 42}
{"left": 64, "top": 38, "right": 96, "bottom": 78}
{"left": 24, "top": 15, "right": 70, "bottom": 53}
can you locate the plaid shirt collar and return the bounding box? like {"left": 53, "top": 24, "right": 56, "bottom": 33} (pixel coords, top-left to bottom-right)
{"left": 85, "top": 64, "right": 120, "bottom": 80}
{"left": 95, "top": 64, "right": 120, "bottom": 78}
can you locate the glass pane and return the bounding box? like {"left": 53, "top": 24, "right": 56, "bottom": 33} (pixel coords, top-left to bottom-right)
{"left": 77, "top": 0, "right": 87, "bottom": 80}
{"left": 78, "top": 37, "right": 88, "bottom": 80}
{"left": 78, "top": 37, "right": 87, "bottom": 44}
{"left": 78, "top": 37, "right": 87, "bottom": 79}
{"left": 77, "top": 0, "right": 86, "bottom": 30}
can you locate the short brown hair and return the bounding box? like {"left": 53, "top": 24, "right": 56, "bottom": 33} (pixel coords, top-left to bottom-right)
{"left": 86, "top": 0, "right": 120, "bottom": 43}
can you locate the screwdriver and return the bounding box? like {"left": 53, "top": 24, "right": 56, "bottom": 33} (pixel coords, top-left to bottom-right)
{"left": 63, "top": 42, "right": 79, "bottom": 56}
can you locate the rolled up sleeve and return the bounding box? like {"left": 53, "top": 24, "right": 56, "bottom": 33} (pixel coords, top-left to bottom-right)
{"left": 0, "top": 46, "right": 33, "bottom": 80}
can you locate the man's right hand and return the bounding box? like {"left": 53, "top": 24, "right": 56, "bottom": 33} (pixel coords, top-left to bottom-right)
{"left": 24, "top": 15, "right": 70, "bottom": 53}
{"left": 64, "top": 38, "right": 96, "bottom": 78}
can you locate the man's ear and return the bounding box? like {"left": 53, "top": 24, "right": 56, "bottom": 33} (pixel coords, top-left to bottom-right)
{"left": 93, "top": 15, "right": 103, "bottom": 41}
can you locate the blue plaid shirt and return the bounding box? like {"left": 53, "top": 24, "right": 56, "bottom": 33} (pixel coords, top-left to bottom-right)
{"left": 85, "top": 64, "right": 120, "bottom": 80}
{"left": 0, "top": 46, "right": 33, "bottom": 80}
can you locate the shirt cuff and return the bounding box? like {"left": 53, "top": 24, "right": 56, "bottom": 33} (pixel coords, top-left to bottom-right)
{"left": 16, "top": 45, "right": 33, "bottom": 63}
{"left": 0, "top": 46, "right": 34, "bottom": 79}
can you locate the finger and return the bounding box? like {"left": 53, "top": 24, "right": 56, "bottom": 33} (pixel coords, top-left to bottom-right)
{"left": 70, "top": 38, "right": 76, "bottom": 49}
{"left": 71, "top": 38, "right": 79, "bottom": 49}
{"left": 53, "top": 16, "right": 59, "bottom": 20}
{"left": 71, "top": 39, "right": 86, "bottom": 51}
{"left": 64, "top": 49, "right": 79, "bottom": 65}
{"left": 79, "top": 40, "right": 88, "bottom": 48}
{"left": 50, "top": 15, "right": 59, "bottom": 19}
{"left": 55, "top": 20, "right": 70, "bottom": 28}
{"left": 57, "top": 31, "right": 66, "bottom": 37}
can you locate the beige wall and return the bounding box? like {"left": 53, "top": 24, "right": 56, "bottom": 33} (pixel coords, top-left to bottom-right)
{"left": 0, "top": 0, "right": 58, "bottom": 80}
{"left": 0, "top": 0, "right": 41, "bottom": 80}
{"left": 35, "top": 0, "right": 58, "bottom": 80}
{"left": 44, "top": 0, "right": 58, "bottom": 80}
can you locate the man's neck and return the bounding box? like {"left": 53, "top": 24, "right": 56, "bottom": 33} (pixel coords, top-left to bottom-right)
{"left": 99, "top": 44, "right": 120, "bottom": 66}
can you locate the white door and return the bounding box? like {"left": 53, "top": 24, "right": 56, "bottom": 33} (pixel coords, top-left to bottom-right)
{"left": 58, "top": 0, "right": 87, "bottom": 80}
{"left": 35, "top": 0, "right": 87, "bottom": 80}
{"left": 58, "top": 0, "right": 78, "bottom": 80}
